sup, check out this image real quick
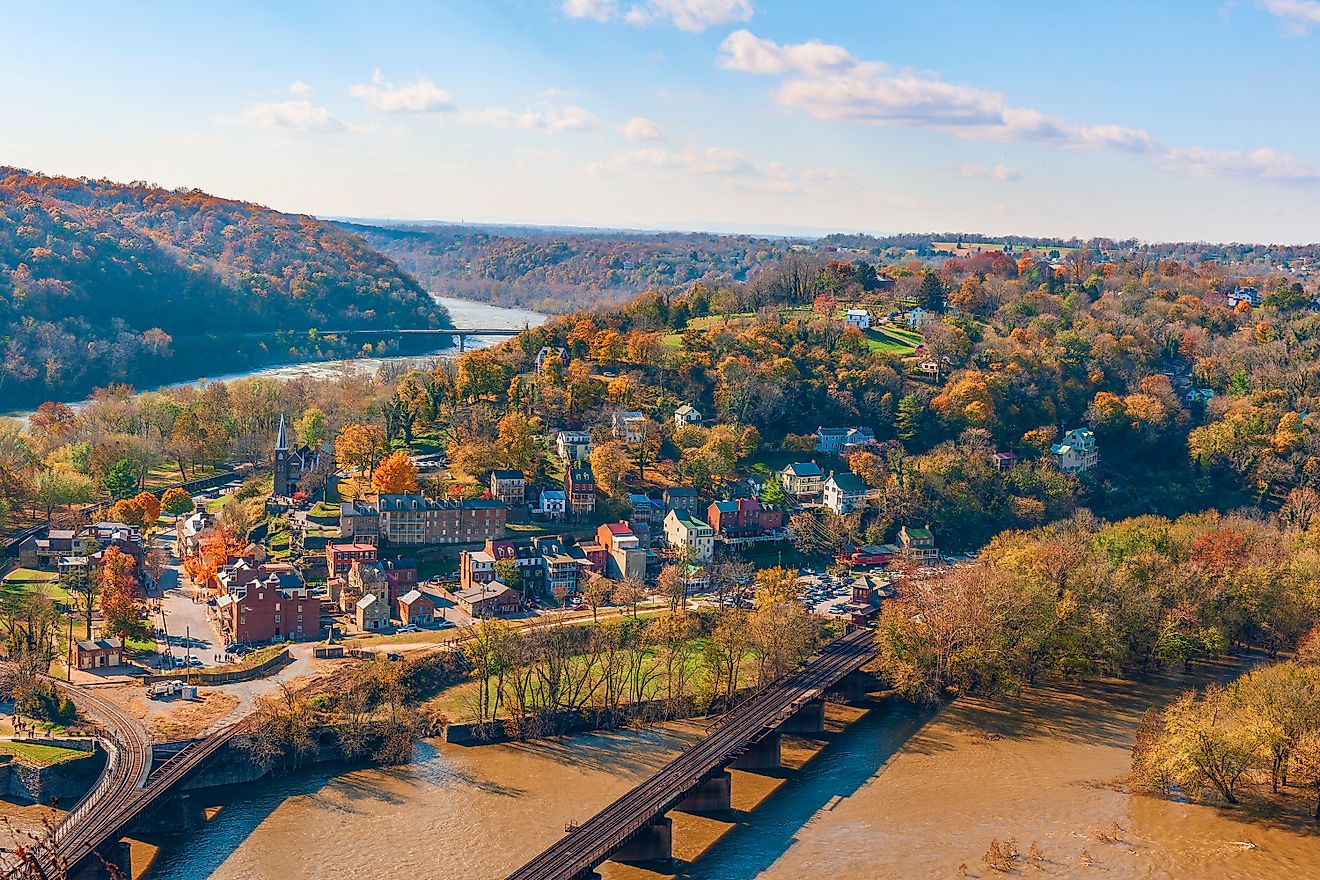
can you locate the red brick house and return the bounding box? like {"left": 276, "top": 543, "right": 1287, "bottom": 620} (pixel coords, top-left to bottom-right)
{"left": 565, "top": 464, "right": 597, "bottom": 519}
{"left": 216, "top": 564, "right": 320, "bottom": 644}
{"left": 398, "top": 589, "right": 436, "bottom": 626}
{"left": 707, "top": 499, "right": 783, "bottom": 541}
{"left": 326, "top": 542, "right": 378, "bottom": 579}
{"left": 382, "top": 558, "right": 418, "bottom": 606}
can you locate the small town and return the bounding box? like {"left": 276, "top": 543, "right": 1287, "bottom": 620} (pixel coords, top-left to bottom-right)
{"left": 5, "top": 4, "right": 1320, "bottom": 880}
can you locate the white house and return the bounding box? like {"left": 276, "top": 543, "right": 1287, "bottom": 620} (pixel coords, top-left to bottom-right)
{"left": 539, "top": 489, "right": 566, "bottom": 521}
{"left": 611, "top": 411, "right": 647, "bottom": 442}
{"left": 780, "top": 462, "right": 824, "bottom": 499}
{"left": 816, "top": 426, "right": 876, "bottom": 454}
{"left": 535, "top": 346, "right": 568, "bottom": 371}
{"left": 844, "top": 308, "right": 871, "bottom": 330}
{"left": 1051, "top": 428, "right": 1098, "bottom": 473}
{"left": 1228, "top": 286, "right": 1261, "bottom": 308}
{"left": 674, "top": 404, "right": 703, "bottom": 427}
{"left": 663, "top": 509, "right": 715, "bottom": 562}
{"left": 823, "top": 471, "right": 868, "bottom": 515}
{"left": 556, "top": 430, "right": 592, "bottom": 462}
{"left": 907, "top": 307, "right": 929, "bottom": 329}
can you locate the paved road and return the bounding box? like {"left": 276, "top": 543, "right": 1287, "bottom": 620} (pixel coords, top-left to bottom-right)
{"left": 152, "top": 537, "right": 225, "bottom": 668}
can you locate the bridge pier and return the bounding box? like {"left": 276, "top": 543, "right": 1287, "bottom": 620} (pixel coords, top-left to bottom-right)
{"left": 69, "top": 840, "right": 131, "bottom": 880}
{"left": 131, "top": 788, "right": 208, "bottom": 834}
{"left": 732, "top": 731, "right": 781, "bottom": 771}
{"left": 828, "top": 670, "right": 873, "bottom": 704}
{"left": 779, "top": 698, "right": 826, "bottom": 736}
{"left": 611, "top": 815, "right": 672, "bottom": 864}
{"left": 676, "top": 770, "right": 732, "bottom": 813}
{"left": 457, "top": 334, "right": 466, "bottom": 353}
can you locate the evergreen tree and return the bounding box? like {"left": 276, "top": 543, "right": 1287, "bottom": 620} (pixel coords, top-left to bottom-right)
{"left": 918, "top": 271, "right": 945, "bottom": 313}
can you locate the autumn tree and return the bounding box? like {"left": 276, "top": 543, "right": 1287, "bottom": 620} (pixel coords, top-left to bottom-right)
{"left": 161, "top": 486, "right": 195, "bottom": 517}
{"left": 132, "top": 490, "right": 161, "bottom": 527}
{"left": 590, "top": 441, "right": 632, "bottom": 498}
{"left": 373, "top": 451, "right": 420, "bottom": 494}
{"left": 580, "top": 574, "right": 615, "bottom": 623}
{"left": 294, "top": 406, "right": 328, "bottom": 448}
{"left": 99, "top": 546, "right": 147, "bottom": 641}
{"left": 335, "top": 423, "right": 387, "bottom": 480}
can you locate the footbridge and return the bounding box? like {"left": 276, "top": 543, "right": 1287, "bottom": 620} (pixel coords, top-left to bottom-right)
{"left": 507, "top": 626, "right": 876, "bottom": 880}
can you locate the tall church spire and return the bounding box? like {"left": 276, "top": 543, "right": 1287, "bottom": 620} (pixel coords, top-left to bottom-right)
{"left": 275, "top": 413, "right": 289, "bottom": 452}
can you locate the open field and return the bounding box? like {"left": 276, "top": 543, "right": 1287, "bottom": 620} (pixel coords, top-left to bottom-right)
{"left": 0, "top": 741, "right": 90, "bottom": 767}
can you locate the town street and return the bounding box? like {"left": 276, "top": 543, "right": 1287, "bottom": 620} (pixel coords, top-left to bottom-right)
{"left": 152, "top": 535, "right": 224, "bottom": 668}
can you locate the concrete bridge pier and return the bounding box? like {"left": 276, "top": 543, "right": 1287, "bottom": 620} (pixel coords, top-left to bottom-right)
{"left": 779, "top": 698, "right": 826, "bottom": 735}
{"left": 68, "top": 840, "right": 131, "bottom": 880}
{"left": 457, "top": 334, "right": 466, "bottom": 352}
{"left": 131, "top": 788, "right": 209, "bottom": 835}
{"left": 732, "top": 731, "right": 782, "bottom": 771}
{"left": 828, "top": 670, "right": 873, "bottom": 704}
{"left": 611, "top": 815, "right": 673, "bottom": 864}
{"left": 676, "top": 770, "right": 732, "bottom": 813}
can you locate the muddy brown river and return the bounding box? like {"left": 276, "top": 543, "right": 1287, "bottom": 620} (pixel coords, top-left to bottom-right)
{"left": 139, "top": 662, "right": 1318, "bottom": 880}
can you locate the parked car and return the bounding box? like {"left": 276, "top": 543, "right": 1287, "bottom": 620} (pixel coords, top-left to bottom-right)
{"left": 186, "top": 656, "right": 204, "bottom": 668}
{"left": 396, "top": 624, "right": 420, "bottom": 634}
{"left": 435, "top": 620, "right": 456, "bottom": 630}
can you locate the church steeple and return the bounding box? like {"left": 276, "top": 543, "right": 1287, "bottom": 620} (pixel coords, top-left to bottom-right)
{"left": 275, "top": 413, "right": 289, "bottom": 452}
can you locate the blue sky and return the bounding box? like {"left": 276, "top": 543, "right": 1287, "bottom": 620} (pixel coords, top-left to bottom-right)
{"left": 6, "top": 0, "right": 1320, "bottom": 241}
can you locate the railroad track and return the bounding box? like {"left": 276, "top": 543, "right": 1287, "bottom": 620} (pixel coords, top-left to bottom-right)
{"left": 507, "top": 627, "right": 875, "bottom": 880}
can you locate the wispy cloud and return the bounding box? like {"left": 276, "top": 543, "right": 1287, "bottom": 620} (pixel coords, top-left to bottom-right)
{"left": 961, "top": 164, "right": 1023, "bottom": 181}
{"left": 349, "top": 71, "right": 454, "bottom": 113}
{"left": 288, "top": 80, "right": 314, "bottom": 97}
{"left": 457, "top": 104, "right": 600, "bottom": 132}
{"left": 619, "top": 116, "right": 664, "bottom": 141}
{"left": 563, "top": 0, "right": 753, "bottom": 32}
{"left": 1258, "top": 0, "right": 1320, "bottom": 32}
{"left": 721, "top": 29, "right": 1320, "bottom": 186}
{"left": 720, "top": 31, "right": 1155, "bottom": 152}
{"left": 222, "top": 99, "right": 351, "bottom": 133}
{"left": 1159, "top": 146, "right": 1320, "bottom": 183}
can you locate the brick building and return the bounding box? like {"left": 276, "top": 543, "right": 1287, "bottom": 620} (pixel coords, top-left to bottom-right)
{"left": 377, "top": 494, "right": 508, "bottom": 545}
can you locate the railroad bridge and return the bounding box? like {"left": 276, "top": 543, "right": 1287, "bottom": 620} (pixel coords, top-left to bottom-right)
{"left": 507, "top": 627, "right": 877, "bottom": 880}
{"left": 17, "top": 679, "right": 250, "bottom": 880}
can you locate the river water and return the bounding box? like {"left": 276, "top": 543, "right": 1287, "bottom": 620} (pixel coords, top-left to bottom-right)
{"left": 2, "top": 296, "right": 547, "bottom": 421}
{"left": 139, "top": 661, "right": 1320, "bottom": 880}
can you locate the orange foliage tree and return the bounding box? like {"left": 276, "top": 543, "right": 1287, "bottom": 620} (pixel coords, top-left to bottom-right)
{"left": 372, "top": 450, "right": 419, "bottom": 494}
{"left": 98, "top": 546, "right": 147, "bottom": 641}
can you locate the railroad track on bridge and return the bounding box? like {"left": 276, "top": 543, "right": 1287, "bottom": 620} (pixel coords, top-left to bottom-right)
{"left": 507, "top": 626, "right": 876, "bottom": 880}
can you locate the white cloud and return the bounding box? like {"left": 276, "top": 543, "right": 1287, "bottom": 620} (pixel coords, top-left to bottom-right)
{"left": 1159, "top": 146, "right": 1320, "bottom": 183}
{"left": 722, "top": 32, "right": 1156, "bottom": 153}
{"left": 288, "top": 80, "right": 314, "bottom": 97}
{"left": 562, "top": 0, "right": 616, "bottom": 22}
{"left": 1258, "top": 0, "right": 1320, "bottom": 30}
{"left": 716, "top": 30, "right": 1320, "bottom": 187}
{"left": 539, "top": 87, "right": 575, "bottom": 98}
{"left": 228, "top": 99, "right": 349, "bottom": 133}
{"left": 718, "top": 29, "right": 855, "bottom": 75}
{"left": 349, "top": 71, "right": 454, "bottom": 113}
{"left": 456, "top": 104, "right": 599, "bottom": 132}
{"left": 564, "top": 0, "right": 753, "bottom": 31}
{"left": 620, "top": 116, "right": 664, "bottom": 141}
{"left": 960, "top": 163, "right": 1023, "bottom": 181}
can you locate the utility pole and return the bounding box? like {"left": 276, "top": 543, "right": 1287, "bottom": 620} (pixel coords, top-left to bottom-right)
{"left": 66, "top": 614, "right": 73, "bottom": 681}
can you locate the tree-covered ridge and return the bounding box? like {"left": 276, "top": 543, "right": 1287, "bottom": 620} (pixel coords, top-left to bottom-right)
{"left": 0, "top": 168, "right": 449, "bottom": 406}
{"left": 341, "top": 221, "right": 792, "bottom": 314}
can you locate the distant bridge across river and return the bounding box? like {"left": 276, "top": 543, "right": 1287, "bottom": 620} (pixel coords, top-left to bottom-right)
{"left": 244, "top": 326, "right": 527, "bottom": 351}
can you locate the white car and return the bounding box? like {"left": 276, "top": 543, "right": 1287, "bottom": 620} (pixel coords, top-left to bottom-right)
{"left": 396, "top": 624, "right": 420, "bottom": 634}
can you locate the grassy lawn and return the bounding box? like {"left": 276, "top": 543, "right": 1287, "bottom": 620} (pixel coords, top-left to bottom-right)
{"left": 0, "top": 741, "right": 90, "bottom": 767}
{"left": 3, "top": 570, "right": 69, "bottom": 602}
{"left": 309, "top": 501, "right": 340, "bottom": 518}
{"left": 123, "top": 634, "right": 156, "bottom": 652}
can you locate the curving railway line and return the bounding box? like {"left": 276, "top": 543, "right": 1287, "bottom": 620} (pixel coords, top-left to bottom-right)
{"left": 507, "top": 627, "right": 876, "bottom": 880}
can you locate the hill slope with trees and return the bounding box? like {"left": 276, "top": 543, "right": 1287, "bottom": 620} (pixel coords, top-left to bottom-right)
{"left": 0, "top": 168, "right": 450, "bottom": 407}
{"left": 340, "top": 220, "right": 793, "bottom": 314}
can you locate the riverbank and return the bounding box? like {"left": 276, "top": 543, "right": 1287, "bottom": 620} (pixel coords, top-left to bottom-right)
{"left": 729, "top": 661, "right": 1319, "bottom": 880}
{"left": 2, "top": 295, "right": 546, "bottom": 421}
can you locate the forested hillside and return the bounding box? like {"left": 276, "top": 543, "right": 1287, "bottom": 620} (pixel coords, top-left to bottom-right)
{"left": 341, "top": 221, "right": 792, "bottom": 313}
{"left": 0, "top": 169, "right": 450, "bottom": 407}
